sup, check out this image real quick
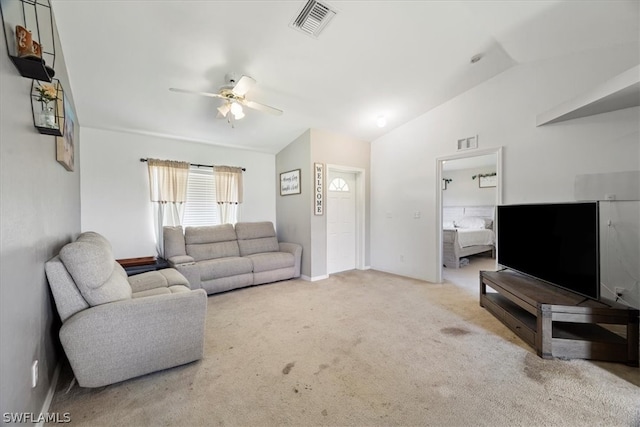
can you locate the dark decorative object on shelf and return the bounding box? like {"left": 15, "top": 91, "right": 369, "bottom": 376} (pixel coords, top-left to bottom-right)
{"left": 30, "top": 78, "right": 63, "bottom": 136}
{"left": 1, "top": 0, "right": 57, "bottom": 81}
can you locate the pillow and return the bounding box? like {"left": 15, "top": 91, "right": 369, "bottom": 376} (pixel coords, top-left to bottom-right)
{"left": 456, "top": 216, "right": 491, "bottom": 230}
{"left": 443, "top": 221, "right": 456, "bottom": 229}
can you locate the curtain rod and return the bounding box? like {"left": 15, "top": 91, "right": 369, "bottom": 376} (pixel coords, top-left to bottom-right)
{"left": 139, "top": 158, "right": 246, "bottom": 171}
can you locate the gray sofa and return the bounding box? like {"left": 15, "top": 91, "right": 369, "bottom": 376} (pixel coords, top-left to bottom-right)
{"left": 45, "top": 232, "right": 207, "bottom": 388}
{"left": 163, "top": 221, "right": 302, "bottom": 295}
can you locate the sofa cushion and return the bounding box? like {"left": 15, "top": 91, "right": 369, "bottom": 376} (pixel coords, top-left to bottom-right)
{"left": 163, "top": 226, "right": 186, "bottom": 259}
{"left": 185, "top": 225, "right": 240, "bottom": 261}
{"left": 235, "top": 222, "right": 280, "bottom": 256}
{"left": 235, "top": 222, "right": 276, "bottom": 240}
{"left": 59, "top": 237, "right": 131, "bottom": 307}
{"left": 197, "top": 257, "right": 253, "bottom": 281}
{"left": 185, "top": 224, "right": 237, "bottom": 244}
{"left": 245, "top": 252, "right": 295, "bottom": 273}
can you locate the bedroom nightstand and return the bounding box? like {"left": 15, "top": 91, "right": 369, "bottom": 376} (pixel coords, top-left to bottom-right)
{"left": 116, "top": 256, "right": 169, "bottom": 276}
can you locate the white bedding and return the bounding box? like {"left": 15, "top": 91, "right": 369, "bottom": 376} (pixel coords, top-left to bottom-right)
{"left": 456, "top": 228, "right": 495, "bottom": 248}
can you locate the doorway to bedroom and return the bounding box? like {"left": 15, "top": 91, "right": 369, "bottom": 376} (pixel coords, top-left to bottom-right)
{"left": 435, "top": 147, "right": 502, "bottom": 291}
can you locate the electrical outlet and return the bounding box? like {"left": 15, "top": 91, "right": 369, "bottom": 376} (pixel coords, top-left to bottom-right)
{"left": 31, "top": 360, "right": 38, "bottom": 388}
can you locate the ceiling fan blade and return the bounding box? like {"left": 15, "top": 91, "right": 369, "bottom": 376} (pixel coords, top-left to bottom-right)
{"left": 241, "top": 99, "right": 283, "bottom": 116}
{"left": 169, "top": 87, "right": 225, "bottom": 99}
{"left": 231, "top": 75, "right": 256, "bottom": 97}
{"left": 217, "top": 103, "right": 230, "bottom": 118}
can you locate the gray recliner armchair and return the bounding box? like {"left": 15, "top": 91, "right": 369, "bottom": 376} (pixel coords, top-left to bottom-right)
{"left": 45, "top": 232, "right": 207, "bottom": 388}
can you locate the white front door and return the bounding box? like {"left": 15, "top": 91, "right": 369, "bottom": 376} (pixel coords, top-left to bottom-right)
{"left": 327, "top": 171, "right": 356, "bottom": 274}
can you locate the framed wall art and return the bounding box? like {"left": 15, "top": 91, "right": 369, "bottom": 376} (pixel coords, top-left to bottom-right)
{"left": 56, "top": 93, "right": 75, "bottom": 171}
{"left": 280, "top": 169, "right": 301, "bottom": 196}
{"left": 479, "top": 174, "right": 497, "bottom": 188}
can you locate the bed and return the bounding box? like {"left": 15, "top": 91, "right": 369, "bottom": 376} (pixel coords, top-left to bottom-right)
{"left": 443, "top": 206, "right": 495, "bottom": 268}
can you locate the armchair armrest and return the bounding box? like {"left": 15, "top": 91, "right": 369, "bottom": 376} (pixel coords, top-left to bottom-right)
{"left": 279, "top": 242, "right": 302, "bottom": 278}
{"left": 60, "top": 289, "right": 207, "bottom": 388}
{"left": 127, "top": 268, "right": 189, "bottom": 293}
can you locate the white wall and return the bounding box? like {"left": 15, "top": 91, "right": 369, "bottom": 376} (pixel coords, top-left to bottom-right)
{"left": 276, "top": 129, "right": 371, "bottom": 279}
{"left": 443, "top": 167, "right": 496, "bottom": 207}
{"left": 371, "top": 44, "right": 640, "bottom": 303}
{"left": 310, "top": 129, "right": 371, "bottom": 276}
{"left": 80, "top": 127, "right": 276, "bottom": 259}
{"left": 276, "top": 130, "right": 312, "bottom": 277}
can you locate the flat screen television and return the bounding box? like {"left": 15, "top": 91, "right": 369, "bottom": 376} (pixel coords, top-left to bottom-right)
{"left": 497, "top": 202, "right": 600, "bottom": 300}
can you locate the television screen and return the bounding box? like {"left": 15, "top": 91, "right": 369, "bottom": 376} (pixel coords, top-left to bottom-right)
{"left": 497, "top": 202, "right": 600, "bottom": 300}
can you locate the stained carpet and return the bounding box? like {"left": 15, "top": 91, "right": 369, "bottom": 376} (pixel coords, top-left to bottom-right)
{"left": 47, "top": 267, "right": 639, "bottom": 426}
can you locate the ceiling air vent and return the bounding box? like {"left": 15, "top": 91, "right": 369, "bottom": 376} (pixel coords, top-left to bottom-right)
{"left": 290, "top": 0, "right": 337, "bottom": 38}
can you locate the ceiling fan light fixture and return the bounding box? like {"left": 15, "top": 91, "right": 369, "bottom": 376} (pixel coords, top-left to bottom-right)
{"left": 233, "top": 110, "right": 245, "bottom": 120}
{"left": 230, "top": 102, "right": 243, "bottom": 116}
{"left": 217, "top": 104, "right": 231, "bottom": 117}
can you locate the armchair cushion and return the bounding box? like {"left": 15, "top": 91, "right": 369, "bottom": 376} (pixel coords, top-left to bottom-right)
{"left": 128, "top": 268, "right": 190, "bottom": 293}
{"left": 59, "top": 236, "right": 131, "bottom": 306}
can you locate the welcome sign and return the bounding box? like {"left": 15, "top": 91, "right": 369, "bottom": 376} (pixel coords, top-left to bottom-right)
{"left": 314, "top": 163, "right": 324, "bottom": 215}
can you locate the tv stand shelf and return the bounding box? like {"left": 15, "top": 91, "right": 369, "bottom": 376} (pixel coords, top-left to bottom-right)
{"left": 480, "top": 270, "right": 638, "bottom": 366}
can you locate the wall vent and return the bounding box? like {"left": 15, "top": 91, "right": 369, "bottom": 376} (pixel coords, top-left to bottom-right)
{"left": 457, "top": 135, "right": 478, "bottom": 151}
{"left": 290, "top": 0, "right": 337, "bottom": 38}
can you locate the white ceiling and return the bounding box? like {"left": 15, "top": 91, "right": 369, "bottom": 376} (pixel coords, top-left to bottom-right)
{"left": 50, "top": 0, "right": 639, "bottom": 154}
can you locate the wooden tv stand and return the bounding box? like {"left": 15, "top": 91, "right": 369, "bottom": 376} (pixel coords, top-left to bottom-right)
{"left": 480, "top": 270, "right": 639, "bottom": 366}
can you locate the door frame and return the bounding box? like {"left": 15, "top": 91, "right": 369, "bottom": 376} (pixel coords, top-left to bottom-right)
{"left": 434, "top": 147, "right": 503, "bottom": 283}
{"left": 326, "top": 164, "right": 366, "bottom": 272}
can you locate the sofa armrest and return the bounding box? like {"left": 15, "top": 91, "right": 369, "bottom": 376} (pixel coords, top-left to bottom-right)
{"left": 127, "top": 268, "right": 190, "bottom": 293}
{"left": 167, "top": 255, "right": 195, "bottom": 266}
{"left": 60, "top": 289, "right": 207, "bottom": 388}
{"left": 279, "top": 242, "right": 302, "bottom": 278}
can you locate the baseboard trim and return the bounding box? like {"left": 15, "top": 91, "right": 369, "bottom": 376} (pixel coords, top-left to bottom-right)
{"left": 301, "top": 274, "right": 330, "bottom": 282}
{"left": 36, "top": 363, "right": 61, "bottom": 427}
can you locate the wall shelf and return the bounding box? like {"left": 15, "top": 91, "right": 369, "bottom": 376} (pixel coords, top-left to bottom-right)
{"left": 536, "top": 65, "right": 640, "bottom": 126}
{"left": 9, "top": 55, "right": 55, "bottom": 81}
{"left": 31, "top": 78, "right": 64, "bottom": 136}
{"left": 0, "top": 0, "right": 57, "bottom": 82}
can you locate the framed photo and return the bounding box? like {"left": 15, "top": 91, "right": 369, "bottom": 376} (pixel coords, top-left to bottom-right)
{"left": 479, "top": 174, "right": 496, "bottom": 188}
{"left": 280, "top": 169, "right": 301, "bottom": 196}
{"left": 56, "top": 93, "right": 75, "bottom": 171}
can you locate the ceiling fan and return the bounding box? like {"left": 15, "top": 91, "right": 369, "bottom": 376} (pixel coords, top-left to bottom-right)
{"left": 169, "top": 74, "right": 283, "bottom": 127}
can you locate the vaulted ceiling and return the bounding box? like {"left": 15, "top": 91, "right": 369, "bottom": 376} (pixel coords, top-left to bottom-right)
{"left": 51, "top": 0, "right": 639, "bottom": 154}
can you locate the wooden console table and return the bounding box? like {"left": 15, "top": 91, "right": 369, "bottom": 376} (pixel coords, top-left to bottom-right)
{"left": 480, "top": 270, "right": 639, "bottom": 366}
{"left": 116, "top": 256, "right": 169, "bottom": 276}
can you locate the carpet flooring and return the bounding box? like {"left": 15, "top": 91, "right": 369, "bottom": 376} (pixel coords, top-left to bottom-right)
{"left": 48, "top": 260, "right": 639, "bottom": 426}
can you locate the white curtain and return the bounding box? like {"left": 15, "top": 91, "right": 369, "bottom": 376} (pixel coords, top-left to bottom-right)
{"left": 213, "top": 166, "right": 243, "bottom": 224}
{"left": 147, "top": 158, "right": 190, "bottom": 256}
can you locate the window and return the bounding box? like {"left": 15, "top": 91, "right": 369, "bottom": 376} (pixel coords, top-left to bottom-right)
{"left": 329, "top": 177, "right": 349, "bottom": 192}
{"left": 182, "top": 166, "right": 220, "bottom": 227}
